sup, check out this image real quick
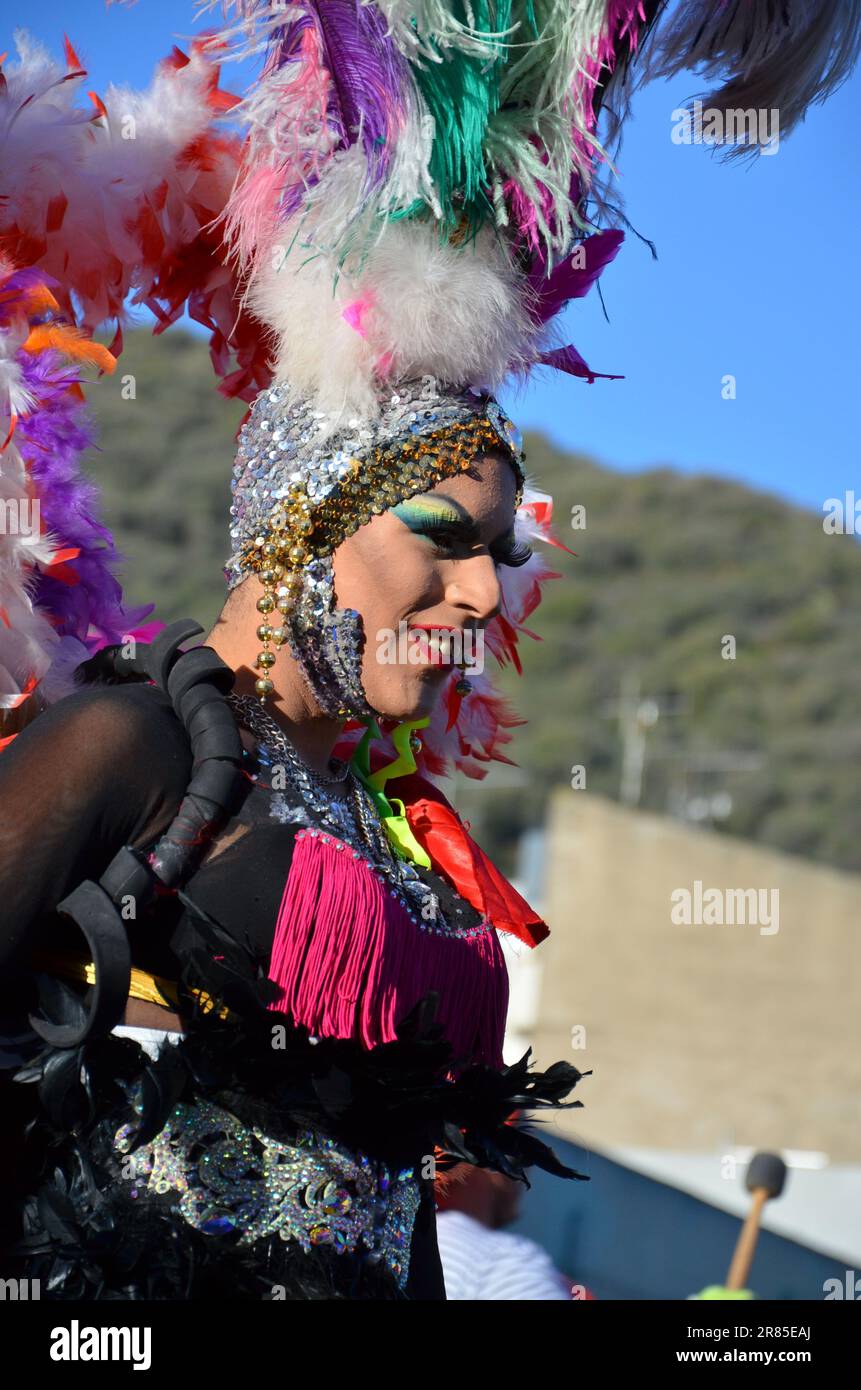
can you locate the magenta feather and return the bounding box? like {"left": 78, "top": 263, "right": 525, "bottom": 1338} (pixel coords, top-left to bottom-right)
{"left": 526, "top": 228, "right": 625, "bottom": 326}
{"left": 538, "top": 343, "right": 624, "bottom": 384}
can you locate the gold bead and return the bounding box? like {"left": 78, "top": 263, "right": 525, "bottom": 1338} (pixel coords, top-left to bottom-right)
{"left": 288, "top": 544, "right": 307, "bottom": 564}
{"left": 272, "top": 628, "right": 287, "bottom": 646}
{"left": 256, "top": 595, "right": 275, "bottom": 613}
{"left": 260, "top": 568, "right": 278, "bottom": 584}
{"left": 255, "top": 677, "right": 274, "bottom": 697}
{"left": 257, "top": 624, "right": 273, "bottom": 641}
{"left": 256, "top": 650, "right": 276, "bottom": 669}
{"left": 277, "top": 596, "right": 295, "bottom": 614}
{"left": 262, "top": 542, "right": 277, "bottom": 559}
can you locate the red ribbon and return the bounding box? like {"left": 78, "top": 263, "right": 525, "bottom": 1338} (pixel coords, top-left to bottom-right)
{"left": 334, "top": 738, "right": 549, "bottom": 948}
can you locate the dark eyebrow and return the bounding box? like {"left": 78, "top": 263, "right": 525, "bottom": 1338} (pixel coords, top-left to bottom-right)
{"left": 428, "top": 494, "right": 517, "bottom": 550}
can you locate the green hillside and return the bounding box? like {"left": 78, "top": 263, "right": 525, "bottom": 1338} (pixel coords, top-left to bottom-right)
{"left": 84, "top": 327, "right": 247, "bottom": 621}
{"left": 83, "top": 328, "right": 861, "bottom": 876}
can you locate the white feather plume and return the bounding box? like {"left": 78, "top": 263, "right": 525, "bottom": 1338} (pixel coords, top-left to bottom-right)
{"left": 245, "top": 150, "right": 543, "bottom": 417}
{"left": 0, "top": 432, "right": 60, "bottom": 709}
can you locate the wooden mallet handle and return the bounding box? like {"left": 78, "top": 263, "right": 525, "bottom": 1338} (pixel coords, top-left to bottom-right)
{"left": 725, "top": 1152, "right": 787, "bottom": 1291}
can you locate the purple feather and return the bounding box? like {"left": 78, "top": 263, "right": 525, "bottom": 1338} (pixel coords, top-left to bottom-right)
{"left": 270, "top": 0, "right": 413, "bottom": 224}
{"left": 538, "top": 343, "right": 624, "bottom": 384}
{"left": 13, "top": 348, "right": 153, "bottom": 646}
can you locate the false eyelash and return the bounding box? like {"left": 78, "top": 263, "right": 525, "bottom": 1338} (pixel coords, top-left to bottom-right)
{"left": 420, "top": 520, "right": 535, "bottom": 570}
{"left": 417, "top": 521, "right": 475, "bottom": 554}
{"left": 416, "top": 517, "right": 466, "bottom": 538}
{"left": 493, "top": 540, "right": 534, "bottom": 569}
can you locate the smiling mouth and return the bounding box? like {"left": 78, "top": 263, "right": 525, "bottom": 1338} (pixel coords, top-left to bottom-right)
{"left": 407, "top": 625, "right": 463, "bottom": 667}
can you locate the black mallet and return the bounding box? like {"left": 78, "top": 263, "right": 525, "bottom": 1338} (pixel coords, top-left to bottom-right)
{"left": 725, "top": 1151, "right": 788, "bottom": 1291}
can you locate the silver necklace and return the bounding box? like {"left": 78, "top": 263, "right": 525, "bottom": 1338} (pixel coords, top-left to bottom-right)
{"left": 228, "top": 693, "right": 390, "bottom": 861}
{"left": 227, "top": 694, "right": 350, "bottom": 787}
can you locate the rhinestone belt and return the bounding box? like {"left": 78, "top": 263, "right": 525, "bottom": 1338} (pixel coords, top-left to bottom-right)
{"left": 114, "top": 1095, "right": 421, "bottom": 1291}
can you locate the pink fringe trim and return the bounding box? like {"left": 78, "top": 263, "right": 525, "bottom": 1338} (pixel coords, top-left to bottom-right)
{"left": 266, "top": 828, "right": 509, "bottom": 1072}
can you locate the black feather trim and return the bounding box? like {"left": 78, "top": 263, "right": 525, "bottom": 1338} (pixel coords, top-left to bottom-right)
{"left": 12, "top": 985, "right": 590, "bottom": 1187}
{"left": 3, "top": 909, "right": 590, "bottom": 1299}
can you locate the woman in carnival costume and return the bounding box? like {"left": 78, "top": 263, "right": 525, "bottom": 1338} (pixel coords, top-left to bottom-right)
{"left": 0, "top": 1, "right": 857, "bottom": 1300}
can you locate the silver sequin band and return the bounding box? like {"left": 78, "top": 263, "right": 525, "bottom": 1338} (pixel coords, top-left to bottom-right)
{"left": 115, "top": 1094, "right": 422, "bottom": 1292}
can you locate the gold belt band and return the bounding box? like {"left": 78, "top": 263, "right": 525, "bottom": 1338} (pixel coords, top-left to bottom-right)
{"left": 28, "top": 954, "right": 230, "bottom": 1020}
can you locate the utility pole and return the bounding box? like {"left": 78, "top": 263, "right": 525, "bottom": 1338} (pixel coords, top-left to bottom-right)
{"left": 602, "top": 671, "right": 681, "bottom": 807}
{"left": 602, "top": 674, "right": 762, "bottom": 823}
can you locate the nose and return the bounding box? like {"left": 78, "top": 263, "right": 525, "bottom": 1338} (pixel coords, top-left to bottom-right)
{"left": 444, "top": 553, "right": 502, "bottom": 625}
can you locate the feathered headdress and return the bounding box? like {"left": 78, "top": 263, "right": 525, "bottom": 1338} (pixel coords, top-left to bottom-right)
{"left": 200, "top": 0, "right": 861, "bottom": 414}
{"left": 0, "top": 32, "right": 252, "bottom": 737}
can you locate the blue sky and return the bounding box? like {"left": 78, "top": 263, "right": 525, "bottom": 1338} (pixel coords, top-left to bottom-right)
{"left": 5, "top": 2, "right": 860, "bottom": 514}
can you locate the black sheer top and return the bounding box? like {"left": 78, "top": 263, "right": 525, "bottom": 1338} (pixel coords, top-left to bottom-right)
{"left": 0, "top": 680, "right": 468, "bottom": 1299}
{"left": 0, "top": 679, "right": 486, "bottom": 984}
{"left": 0, "top": 678, "right": 586, "bottom": 1302}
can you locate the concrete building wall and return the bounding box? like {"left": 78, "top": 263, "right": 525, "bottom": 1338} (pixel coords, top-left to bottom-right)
{"left": 532, "top": 793, "right": 860, "bottom": 1161}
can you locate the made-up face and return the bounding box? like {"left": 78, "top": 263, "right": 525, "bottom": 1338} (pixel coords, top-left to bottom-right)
{"left": 331, "top": 451, "right": 532, "bottom": 721}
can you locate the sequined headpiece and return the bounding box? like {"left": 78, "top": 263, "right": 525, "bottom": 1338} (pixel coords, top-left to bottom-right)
{"left": 226, "top": 376, "right": 525, "bottom": 590}
{"left": 226, "top": 375, "right": 526, "bottom": 717}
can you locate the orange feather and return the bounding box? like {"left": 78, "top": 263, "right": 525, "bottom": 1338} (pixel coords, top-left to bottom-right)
{"left": 22, "top": 324, "right": 116, "bottom": 373}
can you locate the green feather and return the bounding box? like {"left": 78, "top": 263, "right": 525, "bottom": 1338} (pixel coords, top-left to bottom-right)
{"left": 339, "top": 0, "right": 613, "bottom": 268}
{"left": 408, "top": 0, "right": 513, "bottom": 242}
{"left": 486, "top": 0, "right": 615, "bottom": 261}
